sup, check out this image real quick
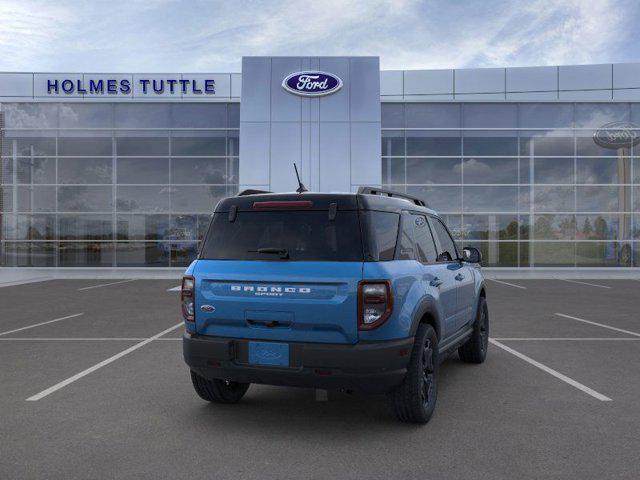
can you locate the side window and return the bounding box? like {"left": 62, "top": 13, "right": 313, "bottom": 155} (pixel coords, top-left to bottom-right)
{"left": 363, "top": 211, "right": 400, "bottom": 261}
{"left": 429, "top": 217, "right": 458, "bottom": 262}
{"left": 412, "top": 214, "right": 438, "bottom": 263}
{"left": 397, "top": 213, "right": 416, "bottom": 260}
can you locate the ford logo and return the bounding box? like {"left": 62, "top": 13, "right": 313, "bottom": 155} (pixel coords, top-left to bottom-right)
{"left": 200, "top": 305, "right": 215, "bottom": 313}
{"left": 593, "top": 121, "right": 640, "bottom": 149}
{"left": 282, "top": 71, "right": 343, "bottom": 97}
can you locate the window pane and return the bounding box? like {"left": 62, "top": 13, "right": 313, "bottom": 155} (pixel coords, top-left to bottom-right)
{"left": 464, "top": 241, "right": 518, "bottom": 267}
{"left": 519, "top": 134, "right": 574, "bottom": 156}
{"left": 169, "top": 215, "right": 198, "bottom": 241}
{"left": 2, "top": 104, "right": 58, "bottom": 128}
{"left": 58, "top": 158, "right": 112, "bottom": 184}
{"left": 171, "top": 242, "right": 199, "bottom": 267}
{"left": 1, "top": 186, "right": 13, "bottom": 211}
{"left": 397, "top": 214, "right": 416, "bottom": 260}
{"left": 429, "top": 217, "right": 458, "bottom": 261}
{"left": 576, "top": 135, "right": 624, "bottom": 156}
{"left": 463, "top": 135, "right": 518, "bottom": 156}
{"left": 197, "top": 214, "right": 212, "bottom": 240}
{"left": 382, "top": 158, "right": 405, "bottom": 184}
{"left": 534, "top": 158, "right": 574, "bottom": 184}
{"left": 58, "top": 214, "right": 113, "bottom": 240}
{"left": 464, "top": 104, "right": 517, "bottom": 128}
{"left": 58, "top": 137, "right": 113, "bottom": 156}
{"left": 534, "top": 186, "right": 574, "bottom": 212}
{"left": 406, "top": 158, "right": 461, "bottom": 184}
{"left": 116, "top": 214, "right": 170, "bottom": 240}
{"left": 574, "top": 103, "right": 630, "bottom": 128}
{"left": 3, "top": 136, "right": 56, "bottom": 156}
{"left": 16, "top": 157, "right": 56, "bottom": 184}
{"left": 171, "top": 104, "right": 227, "bottom": 128}
{"left": 171, "top": 185, "right": 226, "bottom": 213}
{"left": 171, "top": 158, "right": 228, "bottom": 184}
{"left": 228, "top": 103, "right": 240, "bottom": 127}
{"left": 114, "top": 104, "right": 170, "bottom": 128}
{"left": 533, "top": 215, "right": 576, "bottom": 240}
{"left": 407, "top": 132, "right": 460, "bottom": 156}
{"left": 382, "top": 103, "right": 404, "bottom": 128}
{"left": 461, "top": 215, "right": 519, "bottom": 240}
{"left": 15, "top": 214, "right": 55, "bottom": 240}
{"left": 171, "top": 134, "right": 226, "bottom": 156}
{"left": 17, "top": 186, "right": 56, "bottom": 212}
{"left": 576, "top": 214, "right": 630, "bottom": 241}
{"left": 406, "top": 104, "right": 460, "bottom": 128}
{"left": 59, "top": 242, "right": 114, "bottom": 267}
{"left": 115, "top": 242, "right": 170, "bottom": 267}
{"left": 58, "top": 186, "right": 113, "bottom": 212}
{"left": 227, "top": 130, "right": 239, "bottom": 157}
{"left": 116, "top": 136, "right": 168, "bottom": 156}
{"left": 381, "top": 130, "right": 404, "bottom": 156}
{"left": 463, "top": 157, "right": 517, "bottom": 184}
{"left": 116, "top": 186, "right": 170, "bottom": 212}
{"left": 576, "top": 242, "right": 631, "bottom": 267}
{"left": 363, "top": 211, "right": 399, "bottom": 261}
{"left": 518, "top": 104, "right": 573, "bottom": 128}
{"left": 59, "top": 103, "right": 112, "bottom": 128}
{"left": 412, "top": 215, "right": 437, "bottom": 263}
{"left": 116, "top": 158, "right": 169, "bottom": 184}
{"left": 463, "top": 186, "right": 518, "bottom": 212}
{"left": 532, "top": 242, "right": 575, "bottom": 266}
{"left": 576, "top": 186, "right": 627, "bottom": 212}
{"left": 406, "top": 186, "right": 461, "bottom": 212}
{"left": 576, "top": 157, "right": 629, "bottom": 184}
{"left": 2, "top": 242, "right": 56, "bottom": 267}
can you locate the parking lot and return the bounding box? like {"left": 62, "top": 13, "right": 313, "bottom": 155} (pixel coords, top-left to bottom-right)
{"left": 1, "top": 277, "right": 639, "bottom": 479}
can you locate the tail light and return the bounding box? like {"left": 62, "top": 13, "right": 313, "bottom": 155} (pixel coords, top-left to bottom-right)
{"left": 358, "top": 281, "right": 393, "bottom": 330}
{"left": 181, "top": 275, "right": 195, "bottom": 322}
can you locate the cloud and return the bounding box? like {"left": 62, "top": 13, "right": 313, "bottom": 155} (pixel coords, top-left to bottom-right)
{"left": 0, "top": 0, "right": 637, "bottom": 72}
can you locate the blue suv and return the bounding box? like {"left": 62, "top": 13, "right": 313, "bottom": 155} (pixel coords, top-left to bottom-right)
{"left": 182, "top": 187, "right": 488, "bottom": 423}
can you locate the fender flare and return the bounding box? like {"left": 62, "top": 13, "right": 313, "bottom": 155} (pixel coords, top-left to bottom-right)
{"left": 408, "top": 296, "right": 443, "bottom": 340}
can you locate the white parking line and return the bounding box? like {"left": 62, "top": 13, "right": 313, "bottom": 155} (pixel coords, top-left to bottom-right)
{"left": 489, "top": 338, "right": 612, "bottom": 402}
{"left": 0, "top": 313, "right": 84, "bottom": 337}
{"left": 493, "top": 337, "right": 640, "bottom": 341}
{"left": 487, "top": 279, "right": 527, "bottom": 290}
{"left": 559, "top": 279, "right": 611, "bottom": 289}
{"left": 78, "top": 279, "right": 137, "bottom": 291}
{"left": 167, "top": 285, "right": 181, "bottom": 292}
{"left": 555, "top": 313, "right": 640, "bottom": 337}
{"left": 26, "top": 322, "right": 183, "bottom": 401}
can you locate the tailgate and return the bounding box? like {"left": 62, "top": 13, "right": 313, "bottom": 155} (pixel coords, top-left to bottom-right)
{"left": 194, "top": 260, "right": 363, "bottom": 344}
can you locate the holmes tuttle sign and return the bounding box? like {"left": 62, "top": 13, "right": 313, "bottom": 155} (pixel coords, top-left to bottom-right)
{"left": 282, "top": 71, "right": 342, "bottom": 97}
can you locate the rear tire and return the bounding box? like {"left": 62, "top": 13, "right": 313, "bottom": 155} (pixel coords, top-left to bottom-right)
{"left": 190, "top": 370, "right": 250, "bottom": 404}
{"left": 388, "top": 323, "right": 438, "bottom": 424}
{"left": 458, "top": 296, "right": 489, "bottom": 364}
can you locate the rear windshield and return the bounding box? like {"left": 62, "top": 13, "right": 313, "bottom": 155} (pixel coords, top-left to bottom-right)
{"left": 200, "top": 210, "right": 363, "bottom": 261}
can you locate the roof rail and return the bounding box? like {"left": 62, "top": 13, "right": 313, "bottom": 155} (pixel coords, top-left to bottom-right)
{"left": 357, "top": 186, "right": 428, "bottom": 208}
{"left": 237, "top": 189, "right": 272, "bottom": 196}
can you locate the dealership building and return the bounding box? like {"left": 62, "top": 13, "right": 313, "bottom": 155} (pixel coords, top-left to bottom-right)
{"left": 0, "top": 56, "right": 639, "bottom": 269}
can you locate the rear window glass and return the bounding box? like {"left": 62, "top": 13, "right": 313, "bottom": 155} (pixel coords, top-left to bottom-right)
{"left": 361, "top": 211, "right": 399, "bottom": 261}
{"left": 200, "top": 210, "right": 363, "bottom": 261}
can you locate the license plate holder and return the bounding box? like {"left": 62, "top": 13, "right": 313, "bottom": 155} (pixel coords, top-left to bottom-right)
{"left": 248, "top": 341, "right": 289, "bottom": 367}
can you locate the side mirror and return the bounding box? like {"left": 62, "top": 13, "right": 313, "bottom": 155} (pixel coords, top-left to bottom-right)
{"left": 462, "top": 247, "right": 482, "bottom": 264}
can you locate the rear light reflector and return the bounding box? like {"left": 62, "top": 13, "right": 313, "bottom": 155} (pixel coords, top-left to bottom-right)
{"left": 357, "top": 280, "right": 393, "bottom": 330}
{"left": 253, "top": 200, "right": 313, "bottom": 209}
{"left": 181, "top": 275, "right": 195, "bottom": 322}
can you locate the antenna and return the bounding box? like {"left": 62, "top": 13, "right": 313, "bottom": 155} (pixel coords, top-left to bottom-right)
{"left": 293, "top": 163, "right": 308, "bottom": 193}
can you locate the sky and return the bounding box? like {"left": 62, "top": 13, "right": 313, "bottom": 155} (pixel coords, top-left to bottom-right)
{"left": 0, "top": 0, "right": 638, "bottom": 73}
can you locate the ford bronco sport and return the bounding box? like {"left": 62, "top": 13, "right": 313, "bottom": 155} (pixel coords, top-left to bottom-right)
{"left": 182, "top": 187, "right": 488, "bottom": 423}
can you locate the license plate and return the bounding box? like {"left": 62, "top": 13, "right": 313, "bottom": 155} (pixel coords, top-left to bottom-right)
{"left": 248, "top": 341, "right": 289, "bottom": 367}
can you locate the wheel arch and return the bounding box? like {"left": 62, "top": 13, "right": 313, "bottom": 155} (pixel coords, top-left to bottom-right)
{"left": 409, "top": 297, "right": 443, "bottom": 341}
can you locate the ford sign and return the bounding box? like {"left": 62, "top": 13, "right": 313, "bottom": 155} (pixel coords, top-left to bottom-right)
{"left": 593, "top": 121, "right": 640, "bottom": 149}
{"left": 282, "top": 71, "right": 343, "bottom": 97}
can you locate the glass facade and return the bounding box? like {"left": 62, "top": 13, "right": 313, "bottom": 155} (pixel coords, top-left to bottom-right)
{"left": 1, "top": 100, "right": 638, "bottom": 268}
{"left": 382, "top": 103, "right": 640, "bottom": 267}
{"left": 0, "top": 102, "right": 239, "bottom": 267}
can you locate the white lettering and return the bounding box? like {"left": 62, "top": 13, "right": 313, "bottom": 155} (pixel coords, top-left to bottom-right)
{"left": 296, "top": 75, "right": 329, "bottom": 91}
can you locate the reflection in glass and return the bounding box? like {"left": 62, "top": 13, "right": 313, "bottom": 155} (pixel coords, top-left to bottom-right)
{"left": 406, "top": 132, "right": 460, "bottom": 156}
{"left": 462, "top": 157, "right": 517, "bottom": 184}
{"left": 381, "top": 104, "right": 404, "bottom": 128}
{"left": 576, "top": 157, "right": 629, "bottom": 184}
{"left": 3, "top": 104, "right": 58, "bottom": 128}
{"left": 463, "top": 186, "right": 518, "bottom": 212}
{"left": 463, "top": 104, "right": 517, "bottom": 128}
{"left": 576, "top": 186, "right": 625, "bottom": 212}
{"left": 519, "top": 135, "right": 573, "bottom": 156}
{"left": 3, "top": 136, "right": 56, "bottom": 156}
{"left": 116, "top": 136, "right": 168, "bottom": 156}
{"left": 116, "top": 158, "right": 170, "bottom": 184}
{"left": 2, "top": 242, "right": 56, "bottom": 267}
{"left": 406, "top": 186, "right": 461, "bottom": 212}
{"left": 533, "top": 215, "right": 576, "bottom": 240}
{"left": 171, "top": 104, "right": 227, "bottom": 128}
{"left": 170, "top": 241, "right": 199, "bottom": 267}
{"left": 461, "top": 215, "right": 519, "bottom": 240}
{"left": 115, "top": 242, "right": 169, "bottom": 267}
{"left": 534, "top": 158, "right": 574, "bottom": 184}
{"left": 59, "top": 242, "right": 114, "bottom": 267}
{"left": 58, "top": 158, "right": 112, "bottom": 184}
{"left": 575, "top": 214, "right": 629, "bottom": 241}
{"left": 463, "top": 241, "right": 518, "bottom": 267}
{"left": 114, "top": 104, "right": 170, "bottom": 128}
{"left": 382, "top": 158, "right": 405, "bottom": 184}
{"left": 171, "top": 134, "right": 226, "bottom": 156}
{"left": 532, "top": 242, "right": 575, "bottom": 266}
{"left": 406, "top": 104, "right": 460, "bottom": 128}
{"left": 15, "top": 214, "right": 55, "bottom": 240}
{"left": 407, "top": 158, "right": 461, "bottom": 184}
{"left": 463, "top": 136, "right": 518, "bottom": 156}
{"left": 534, "top": 186, "right": 574, "bottom": 212}
{"left": 518, "top": 104, "right": 573, "bottom": 129}
{"left": 17, "top": 186, "right": 56, "bottom": 212}
{"left": 381, "top": 130, "right": 404, "bottom": 156}
{"left": 116, "top": 186, "right": 171, "bottom": 213}
{"left": 171, "top": 186, "right": 226, "bottom": 213}
{"left": 16, "top": 157, "right": 56, "bottom": 184}
{"left": 59, "top": 214, "right": 113, "bottom": 240}
{"left": 116, "top": 214, "right": 170, "bottom": 241}
{"left": 58, "top": 186, "right": 113, "bottom": 212}
{"left": 58, "top": 137, "right": 112, "bottom": 156}
{"left": 576, "top": 242, "right": 631, "bottom": 267}
{"left": 59, "top": 103, "right": 113, "bottom": 128}
{"left": 171, "top": 158, "right": 228, "bottom": 184}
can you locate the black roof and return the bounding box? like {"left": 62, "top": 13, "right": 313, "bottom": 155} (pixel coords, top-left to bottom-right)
{"left": 215, "top": 189, "right": 437, "bottom": 215}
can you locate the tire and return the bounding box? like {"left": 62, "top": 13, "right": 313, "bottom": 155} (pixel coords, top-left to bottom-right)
{"left": 388, "top": 323, "right": 438, "bottom": 424}
{"left": 190, "top": 370, "right": 250, "bottom": 404}
{"left": 458, "top": 296, "right": 489, "bottom": 364}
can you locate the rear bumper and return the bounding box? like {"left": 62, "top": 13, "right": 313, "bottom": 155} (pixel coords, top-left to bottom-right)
{"left": 183, "top": 333, "right": 413, "bottom": 393}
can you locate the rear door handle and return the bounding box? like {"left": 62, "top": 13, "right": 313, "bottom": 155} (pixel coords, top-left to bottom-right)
{"left": 455, "top": 273, "right": 465, "bottom": 281}
{"left": 430, "top": 278, "right": 443, "bottom": 287}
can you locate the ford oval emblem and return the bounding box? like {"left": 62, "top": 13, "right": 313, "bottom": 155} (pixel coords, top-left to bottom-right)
{"left": 200, "top": 305, "right": 215, "bottom": 313}
{"left": 593, "top": 121, "right": 640, "bottom": 149}
{"left": 282, "top": 71, "right": 343, "bottom": 97}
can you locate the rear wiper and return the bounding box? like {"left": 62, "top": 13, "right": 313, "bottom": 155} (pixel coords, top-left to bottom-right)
{"left": 248, "top": 247, "right": 290, "bottom": 259}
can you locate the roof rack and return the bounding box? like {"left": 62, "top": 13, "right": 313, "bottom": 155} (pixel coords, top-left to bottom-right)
{"left": 237, "top": 189, "right": 272, "bottom": 196}
{"left": 357, "top": 186, "right": 428, "bottom": 208}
